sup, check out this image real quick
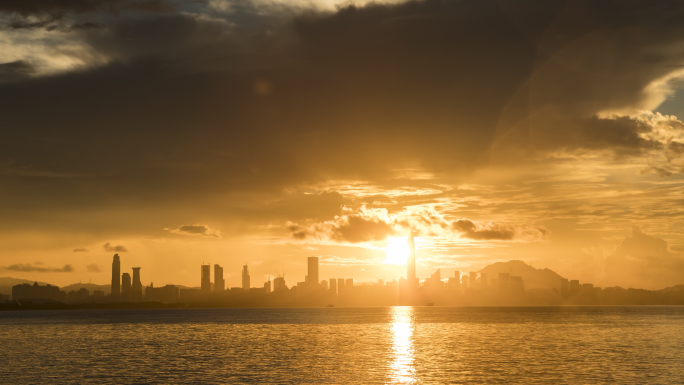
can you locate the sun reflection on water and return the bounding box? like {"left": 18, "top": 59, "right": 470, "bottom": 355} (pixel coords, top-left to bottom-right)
{"left": 389, "top": 306, "right": 417, "bottom": 384}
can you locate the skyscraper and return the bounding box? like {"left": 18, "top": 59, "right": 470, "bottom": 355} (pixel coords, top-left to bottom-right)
{"left": 329, "top": 278, "right": 337, "bottom": 295}
{"left": 337, "top": 278, "right": 345, "bottom": 292}
{"left": 560, "top": 278, "right": 569, "bottom": 298}
{"left": 111, "top": 254, "right": 120, "bottom": 300}
{"left": 407, "top": 235, "right": 417, "bottom": 288}
{"left": 132, "top": 267, "right": 142, "bottom": 301}
{"left": 242, "top": 264, "right": 250, "bottom": 290}
{"left": 201, "top": 264, "right": 211, "bottom": 293}
{"left": 214, "top": 264, "right": 225, "bottom": 292}
{"left": 470, "top": 272, "right": 478, "bottom": 288}
{"left": 121, "top": 273, "right": 131, "bottom": 301}
{"left": 273, "top": 276, "right": 286, "bottom": 291}
{"left": 307, "top": 256, "right": 319, "bottom": 288}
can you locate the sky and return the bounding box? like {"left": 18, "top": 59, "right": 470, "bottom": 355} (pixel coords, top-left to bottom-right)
{"left": 1, "top": 0, "right": 684, "bottom": 290}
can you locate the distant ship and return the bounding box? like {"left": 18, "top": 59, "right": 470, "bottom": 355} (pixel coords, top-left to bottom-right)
{"left": 327, "top": 304, "right": 334, "bottom": 307}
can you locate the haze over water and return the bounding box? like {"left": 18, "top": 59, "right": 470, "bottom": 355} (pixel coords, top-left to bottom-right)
{"left": 2, "top": 307, "right": 684, "bottom": 384}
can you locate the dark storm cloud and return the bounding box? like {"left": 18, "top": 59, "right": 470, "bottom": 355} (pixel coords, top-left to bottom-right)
{"left": 0, "top": 61, "right": 36, "bottom": 83}
{"left": 2, "top": 263, "right": 74, "bottom": 272}
{"left": 2, "top": 0, "right": 684, "bottom": 236}
{"left": 0, "top": 0, "right": 174, "bottom": 31}
{"left": 0, "top": 0, "right": 174, "bottom": 17}
{"left": 103, "top": 243, "right": 128, "bottom": 252}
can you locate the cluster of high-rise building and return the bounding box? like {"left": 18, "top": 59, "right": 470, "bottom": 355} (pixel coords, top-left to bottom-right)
{"left": 111, "top": 254, "right": 145, "bottom": 301}
{"left": 6, "top": 236, "right": 684, "bottom": 306}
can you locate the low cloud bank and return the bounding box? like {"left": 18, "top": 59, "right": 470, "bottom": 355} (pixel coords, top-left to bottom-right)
{"left": 2, "top": 263, "right": 74, "bottom": 273}
{"left": 287, "top": 206, "right": 549, "bottom": 244}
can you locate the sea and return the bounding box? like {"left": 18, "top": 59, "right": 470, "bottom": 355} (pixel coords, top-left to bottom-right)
{"left": 1, "top": 306, "right": 683, "bottom": 384}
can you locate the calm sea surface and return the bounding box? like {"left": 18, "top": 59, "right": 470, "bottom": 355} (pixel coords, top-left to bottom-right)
{"left": 1, "top": 307, "right": 683, "bottom": 384}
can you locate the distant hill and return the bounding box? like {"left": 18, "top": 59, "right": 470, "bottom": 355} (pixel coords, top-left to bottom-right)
{"left": 479, "top": 260, "right": 566, "bottom": 290}
{"left": 659, "top": 285, "right": 684, "bottom": 293}
{"left": 61, "top": 283, "right": 111, "bottom": 294}
{"left": 0, "top": 277, "right": 52, "bottom": 296}
{"left": 59, "top": 283, "right": 200, "bottom": 295}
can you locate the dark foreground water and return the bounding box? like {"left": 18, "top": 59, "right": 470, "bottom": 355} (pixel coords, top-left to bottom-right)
{"left": 1, "top": 307, "right": 683, "bottom": 384}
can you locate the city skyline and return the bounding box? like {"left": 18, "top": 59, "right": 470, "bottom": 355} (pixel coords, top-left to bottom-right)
{"left": 4, "top": 1, "right": 684, "bottom": 383}
{"left": 7, "top": 248, "right": 684, "bottom": 307}
{"left": 2, "top": 1, "right": 684, "bottom": 294}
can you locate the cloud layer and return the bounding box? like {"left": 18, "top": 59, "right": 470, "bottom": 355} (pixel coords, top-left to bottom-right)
{"left": 287, "top": 206, "right": 549, "bottom": 244}
{"left": 103, "top": 243, "right": 128, "bottom": 252}
{"left": 2, "top": 263, "right": 74, "bottom": 273}
{"left": 1, "top": 0, "right": 684, "bottom": 288}
{"left": 166, "top": 224, "right": 221, "bottom": 238}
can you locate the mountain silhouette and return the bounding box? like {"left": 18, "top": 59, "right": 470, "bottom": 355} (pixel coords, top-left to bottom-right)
{"left": 479, "top": 261, "right": 566, "bottom": 290}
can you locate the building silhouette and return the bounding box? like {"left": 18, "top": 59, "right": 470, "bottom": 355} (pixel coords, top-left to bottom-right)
{"left": 145, "top": 283, "right": 180, "bottom": 302}
{"left": 273, "top": 276, "right": 287, "bottom": 291}
{"left": 201, "top": 264, "right": 211, "bottom": 293}
{"left": 214, "top": 264, "right": 225, "bottom": 292}
{"left": 111, "top": 254, "right": 120, "bottom": 300}
{"left": 337, "top": 278, "right": 345, "bottom": 292}
{"left": 560, "top": 278, "right": 569, "bottom": 297}
{"left": 12, "top": 282, "right": 61, "bottom": 302}
{"left": 498, "top": 273, "right": 509, "bottom": 291}
{"left": 132, "top": 267, "right": 142, "bottom": 301}
{"left": 242, "top": 264, "right": 250, "bottom": 290}
{"left": 407, "top": 235, "right": 417, "bottom": 288}
{"left": 307, "top": 257, "right": 319, "bottom": 288}
{"left": 263, "top": 278, "right": 271, "bottom": 292}
{"left": 570, "top": 280, "right": 580, "bottom": 296}
{"left": 448, "top": 271, "right": 460, "bottom": 291}
{"left": 329, "top": 278, "right": 337, "bottom": 295}
{"left": 470, "top": 272, "right": 478, "bottom": 288}
{"left": 68, "top": 288, "right": 90, "bottom": 302}
{"left": 121, "top": 272, "right": 132, "bottom": 301}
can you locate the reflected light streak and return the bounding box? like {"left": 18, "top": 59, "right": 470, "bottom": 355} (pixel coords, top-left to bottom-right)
{"left": 389, "top": 306, "right": 417, "bottom": 384}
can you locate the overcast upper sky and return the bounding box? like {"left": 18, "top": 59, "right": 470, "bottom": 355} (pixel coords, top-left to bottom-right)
{"left": 1, "top": 0, "right": 683, "bottom": 289}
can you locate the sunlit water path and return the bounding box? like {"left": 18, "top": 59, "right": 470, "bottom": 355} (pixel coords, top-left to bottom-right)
{"left": 1, "top": 307, "right": 683, "bottom": 384}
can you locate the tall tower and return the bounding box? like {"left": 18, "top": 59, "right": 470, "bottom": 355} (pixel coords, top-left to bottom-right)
{"left": 111, "top": 254, "right": 121, "bottom": 300}
{"left": 214, "top": 264, "right": 224, "bottom": 292}
{"left": 121, "top": 273, "right": 131, "bottom": 300}
{"left": 242, "top": 264, "right": 250, "bottom": 290}
{"left": 201, "top": 265, "right": 211, "bottom": 293}
{"left": 132, "top": 267, "right": 142, "bottom": 301}
{"left": 407, "top": 235, "right": 417, "bottom": 288}
{"left": 307, "top": 256, "right": 319, "bottom": 288}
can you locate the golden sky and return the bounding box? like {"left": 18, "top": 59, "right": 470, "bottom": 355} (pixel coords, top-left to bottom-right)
{"left": 1, "top": 0, "right": 683, "bottom": 289}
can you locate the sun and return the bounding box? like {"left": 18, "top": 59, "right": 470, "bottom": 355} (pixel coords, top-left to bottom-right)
{"left": 384, "top": 237, "right": 410, "bottom": 265}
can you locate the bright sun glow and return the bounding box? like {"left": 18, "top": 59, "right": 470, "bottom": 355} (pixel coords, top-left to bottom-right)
{"left": 384, "top": 236, "right": 410, "bottom": 265}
